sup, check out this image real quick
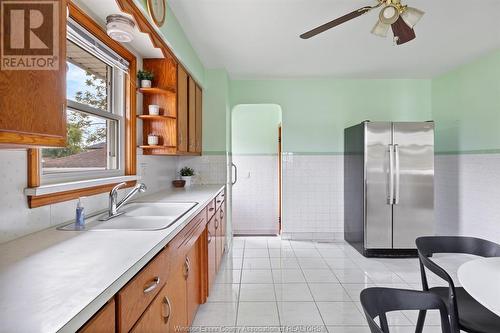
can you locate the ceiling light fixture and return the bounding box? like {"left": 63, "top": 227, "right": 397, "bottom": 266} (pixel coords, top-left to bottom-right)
{"left": 300, "top": 0, "right": 424, "bottom": 46}
{"left": 106, "top": 14, "right": 135, "bottom": 43}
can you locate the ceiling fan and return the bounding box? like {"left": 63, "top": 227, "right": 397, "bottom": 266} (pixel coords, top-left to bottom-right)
{"left": 300, "top": 0, "right": 424, "bottom": 45}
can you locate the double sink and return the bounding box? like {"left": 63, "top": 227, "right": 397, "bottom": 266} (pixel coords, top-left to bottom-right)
{"left": 59, "top": 202, "right": 198, "bottom": 231}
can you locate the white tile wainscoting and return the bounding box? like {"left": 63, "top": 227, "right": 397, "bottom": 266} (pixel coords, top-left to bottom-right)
{"left": 434, "top": 153, "right": 500, "bottom": 243}
{"left": 232, "top": 155, "right": 279, "bottom": 235}
{"left": 282, "top": 154, "right": 344, "bottom": 241}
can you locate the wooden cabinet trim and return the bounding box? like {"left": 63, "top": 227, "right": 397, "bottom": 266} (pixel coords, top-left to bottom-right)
{"left": 26, "top": 2, "right": 137, "bottom": 208}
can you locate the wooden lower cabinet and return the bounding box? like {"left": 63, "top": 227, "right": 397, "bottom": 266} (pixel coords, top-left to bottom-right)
{"left": 186, "top": 238, "right": 202, "bottom": 325}
{"left": 80, "top": 191, "right": 226, "bottom": 333}
{"left": 79, "top": 299, "right": 115, "bottom": 333}
{"left": 207, "top": 215, "right": 217, "bottom": 292}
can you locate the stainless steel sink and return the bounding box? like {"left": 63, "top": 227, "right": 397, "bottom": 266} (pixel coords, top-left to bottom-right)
{"left": 59, "top": 202, "right": 198, "bottom": 231}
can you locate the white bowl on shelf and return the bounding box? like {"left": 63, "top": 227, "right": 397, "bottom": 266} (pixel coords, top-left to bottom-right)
{"left": 147, "top": 135, "right": 159, "bottom": 145}
{"left": 148, "top": 104, "right": 160, "bottom": 115}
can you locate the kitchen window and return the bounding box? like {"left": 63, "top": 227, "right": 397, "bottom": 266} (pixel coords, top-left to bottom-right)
{"left": 41, "top": 20, "right": 129, "bottom": 184}
{"left": 26, "top": 3, "right": 137, "bottom": 208}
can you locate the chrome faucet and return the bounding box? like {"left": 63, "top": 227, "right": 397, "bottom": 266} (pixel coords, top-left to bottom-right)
{"left": 100, "top": 182, "right": 147, "bottom": 221}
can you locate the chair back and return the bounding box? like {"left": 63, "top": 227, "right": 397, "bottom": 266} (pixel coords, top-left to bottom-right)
{"left": 360, "top": 287, "right": 451, "bottom": 333}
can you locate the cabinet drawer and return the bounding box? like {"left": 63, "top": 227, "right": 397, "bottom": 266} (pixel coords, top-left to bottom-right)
{"left": 207, "top": 199, "right": 216, "bottom": 220}
{"left": 215, "top": 191, "right": 225, "bottom": 211}
{"left": 117, "top": 248, "right": 171, "bottom": 333}
{"left": 170, "top": 208, "right": 207, "bottom": 256}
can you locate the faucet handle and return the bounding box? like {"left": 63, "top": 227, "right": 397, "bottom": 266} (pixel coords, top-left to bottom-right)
{"left": 111, "top": 182, "right": 128, "bottom": 196}
{"left": 138, "top": 183, "right": 147, "bottom": 192}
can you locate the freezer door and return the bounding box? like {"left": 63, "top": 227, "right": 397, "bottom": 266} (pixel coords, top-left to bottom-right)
{"left": 365, "top": 122, "right": 393, "bottom": 249}
{"left": 392, "top": 122, "right": 434, "bottom": 249}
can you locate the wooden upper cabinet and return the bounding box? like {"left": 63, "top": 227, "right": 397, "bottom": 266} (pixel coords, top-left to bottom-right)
{"left": 177, "top": 66, "right": 188, "bottom": 153}
{"left": 188, "top": 77, "right": 196, "bottom": 153}
{"left": 0, "top": 0, "right": 67, "bottom": 147}
{"left": 195, "top": 85, "right": 203, "bottom": 153}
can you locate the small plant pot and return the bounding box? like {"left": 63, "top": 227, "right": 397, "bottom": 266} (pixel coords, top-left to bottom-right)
{"left": 148, "top": 104, "right": 160, "bottom": 115}
{"left": 181, "top": 176, "right": 193, "bottom": 188}
{"left": 172, "top": 179, "right": 186, "bottom": 188}
{"left": 141, "top": 80, "right": 152, "bottom": 88}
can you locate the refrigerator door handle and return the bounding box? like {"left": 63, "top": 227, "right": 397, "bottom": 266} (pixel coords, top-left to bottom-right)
{"left": 394, "top": 144, "right": 400, "bottom": 205}
{"left": 387, "top": 144, "right": 394, "bottom": 205}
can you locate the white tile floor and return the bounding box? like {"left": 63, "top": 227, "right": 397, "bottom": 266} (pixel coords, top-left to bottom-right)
{"left": 193, "top": 236, "right": 474, "bottom": 333}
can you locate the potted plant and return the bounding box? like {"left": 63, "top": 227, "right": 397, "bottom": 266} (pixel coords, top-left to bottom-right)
{"left": 180, "top": 166, "right": 195, "bottom": 188}
{"left": 137, "top": 69, "right": 154, "bottom": 88}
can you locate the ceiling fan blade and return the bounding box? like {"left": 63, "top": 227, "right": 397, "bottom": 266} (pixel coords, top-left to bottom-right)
{"left": 300, "top": 6, "right": 375, "bottom": 39}
{"left": 391, "top": 17, "right": 416, "bottom": 45}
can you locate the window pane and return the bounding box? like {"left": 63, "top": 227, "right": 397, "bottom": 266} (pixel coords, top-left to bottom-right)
{"left": 67, "top": 40, "right": 111, "bottom": 112}
{"left": 42, "top": 110, "right": 118, "bottom": 174}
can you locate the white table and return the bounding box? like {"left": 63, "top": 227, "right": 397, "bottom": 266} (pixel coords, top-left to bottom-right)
{"left": 457, "top": 257, "right": 500, "bottom": 316}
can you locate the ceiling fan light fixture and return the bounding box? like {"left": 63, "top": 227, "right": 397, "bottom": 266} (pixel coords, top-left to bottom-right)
{"left": 401, "top": 7, "right": 425, "bottom": 28}
{"left": 379, "top": 5, "right": 400, "bottom": 24}
{"left": 391, "top": 16, "right": 416, "bottom": 45}
{"left": 371, "top": 20, "right": 390, "bottom": 38}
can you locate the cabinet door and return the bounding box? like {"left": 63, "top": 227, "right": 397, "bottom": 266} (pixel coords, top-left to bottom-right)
{"left": 0, "top": 0, "right": 67, "bottom": 147}
{"left": 214, "top": 211, "right": 222, "bottom": 271}
{"left": 130, "top": 287, "right": 168, "bottom": 333}
{"left": 177, "top": 66, "right": 188, "bottom": 153}
{"left": 220, "top": 204, "right": 226, "bottom": 257}
{"left": 186, "top": 239, "right": 201, "bottom": 325}
{"left": 207, "top": 217, "right": 217, "bottom": 292}
{"left": 79, "top": 299, "right": 115, "bottom": 333}
{"left": 166, "top": 260, "right": 188, "bottom": 332}
{"left": 188, "top": 77, "right": 196, "bottom": 152}
{"left": 195, "top": 85, "right": 202, "bottom": 153}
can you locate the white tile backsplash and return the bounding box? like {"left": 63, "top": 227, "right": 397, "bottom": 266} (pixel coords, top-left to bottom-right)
{"left": 177, "top": 155, "right": 227, "bottom": 185}
{"left": 0, "top": 149, "right": 178, "bottom": 244}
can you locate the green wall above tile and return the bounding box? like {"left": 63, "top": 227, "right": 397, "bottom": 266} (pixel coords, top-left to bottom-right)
{"left": 230, "top": 79, "right": 432, "bottom": 153}
{"left": 232, "top": 104, "right": 282, "bottom": 155}
{"left": 432, "top": 49, "right": 500, "bottom": 154}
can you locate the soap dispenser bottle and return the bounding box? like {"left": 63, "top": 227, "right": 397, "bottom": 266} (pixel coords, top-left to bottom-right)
{"left": 75, "top": 197, "right": 86, "bottom": 229}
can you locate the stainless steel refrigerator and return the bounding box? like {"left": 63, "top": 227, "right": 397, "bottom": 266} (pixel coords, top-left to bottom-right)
{"left": 344, "top": 121, "right": 434, "bottom": 257}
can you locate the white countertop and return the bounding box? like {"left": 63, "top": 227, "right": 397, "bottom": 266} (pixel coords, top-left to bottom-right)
{"left": 0, "top": 185, "right": 225, "bottom": 333}
{"left": 457, "top": 257, "right": 500, "bottom": 316}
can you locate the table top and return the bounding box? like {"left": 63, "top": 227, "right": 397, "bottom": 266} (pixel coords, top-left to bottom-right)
{"left": 458, "top": 257, "right": 500, "bottom": 317}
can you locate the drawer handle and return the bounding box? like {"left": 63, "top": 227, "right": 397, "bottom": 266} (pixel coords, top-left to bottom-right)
{"left": 143, "top": 277, "right": 160, "bottom": 294}
{"left": 208, "top": 230, "right": 212, "bottom": 243}
{"left": 162, "top": 296, "right": 172, "bottom": 324}
{"left": 184, "top": 257, "right": 191, "bottom": 279}
{"left": 215, "top": 219, "right": 219, "bottom": 229}
{"left": 209, "top": 207, "right": 215, "bottom": 212}
{"left": 216, "top": 200, "right": 221, "bottom": 203}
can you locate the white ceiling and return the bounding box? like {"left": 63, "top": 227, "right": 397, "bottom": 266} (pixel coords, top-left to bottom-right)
{"left": 169, "top": 0, "right": 500, "bottom": 79}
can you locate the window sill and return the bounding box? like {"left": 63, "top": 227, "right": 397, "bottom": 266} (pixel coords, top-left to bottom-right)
{"left": 25, "top": 176, "right": 138, "bottom": 208}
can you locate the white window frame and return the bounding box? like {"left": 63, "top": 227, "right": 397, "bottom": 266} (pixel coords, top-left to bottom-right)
{"left": 41, "top": 19, "right": 129, "bottom": 185}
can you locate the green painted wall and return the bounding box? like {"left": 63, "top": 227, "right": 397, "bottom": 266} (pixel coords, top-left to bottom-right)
{"left": 136, "top": 0, "right": 205, "bottom": 84}
{"left": 230, "top": 79, "right": 432, "bottom": 153}
{"left": 203, "top": 69, "right": 230, "bottom": 153}
{"left": 232, "top": 105, "right": 282, "bottom": 155}
{"left": 432, "top": 49, "right": 500, "bottom": 154}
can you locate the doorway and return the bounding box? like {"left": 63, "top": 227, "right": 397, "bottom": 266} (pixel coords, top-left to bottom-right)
{"left": 231, "top": 104, "right": 282, "bottom": 235}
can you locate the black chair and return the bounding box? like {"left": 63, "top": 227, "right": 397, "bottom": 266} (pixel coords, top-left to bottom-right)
{"left": 360, "top": 287, "right": 451, "bottom": 333}
{"left": 416, "top": 236, "right": 500, "bottom": 333}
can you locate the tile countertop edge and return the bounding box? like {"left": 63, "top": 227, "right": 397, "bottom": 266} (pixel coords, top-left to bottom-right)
{"left": 0, "top": 185, "right": 225, "bottom": 333}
